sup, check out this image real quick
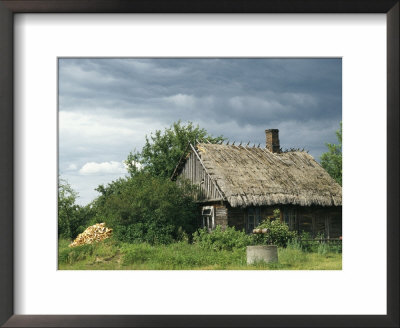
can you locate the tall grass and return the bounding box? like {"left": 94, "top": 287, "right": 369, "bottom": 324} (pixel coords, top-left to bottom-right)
{"left": 58, "top": 238, "right": 341, "bottom": 270}
{"left": 288, "top": 233, "right": 342, "bottom": 254}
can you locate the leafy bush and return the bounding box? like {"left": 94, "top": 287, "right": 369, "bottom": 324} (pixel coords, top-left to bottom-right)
{"left": 58, "top": 179, "right": 93, "bottom": 239}
{"left": 192, "top": 225, "right": 253, "bottom": 251}
{"left": 92, "top": 172, "right": 198, "bottom": 244}
{"left": 252, "top": 219, "right": 297, "bottom": 247}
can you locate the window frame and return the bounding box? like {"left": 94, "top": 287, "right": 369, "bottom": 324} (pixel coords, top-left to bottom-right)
{"left": 201, "top": 206, "right": 215, "bottom": 231}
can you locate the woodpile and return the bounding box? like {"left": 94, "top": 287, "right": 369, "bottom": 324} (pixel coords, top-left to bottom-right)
{"left": 69, "top": 223, "right": 112, "bottom": 247}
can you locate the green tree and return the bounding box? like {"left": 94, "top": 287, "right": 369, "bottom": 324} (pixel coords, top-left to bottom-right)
{"left": 58, "top": 178, "right": 93, "bottom": 239}
{"left": 89, "top": 121, "right": 225, "bottom": 244}
{"left": 58, "top": 178, "right": 79, "bottom": 238}
{"left": 92, "top": 172, "right": 198, "bottom": 244}
{"left": 320, "top": 122, "right": 342, "bottom": 185}
{"left": 125, "top": 120, "right": 225, "bottom": 179}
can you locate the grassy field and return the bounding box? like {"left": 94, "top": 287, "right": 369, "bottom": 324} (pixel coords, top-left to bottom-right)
{"left": 58, "top": 238, "right": 342, "bottom": 270}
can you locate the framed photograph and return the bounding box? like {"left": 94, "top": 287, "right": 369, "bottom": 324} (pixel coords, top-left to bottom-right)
{"left": 57, "top": 57, "right": 343, "bottom": 271}
{"left": 0, "top": 1, "right": 398, "bottom": 327}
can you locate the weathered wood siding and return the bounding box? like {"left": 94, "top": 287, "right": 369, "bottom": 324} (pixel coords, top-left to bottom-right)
{"left": 215, "top": 204, "right": 228, "bottom": 229}
{"left": 224, "top": 205, "right": 342, "bottom": 238}
{"left": 178, "top": 151, "right": 222, "bottom": 201}
{"left": 282, "top": 205, "right": 342, "bottom": 238}
{"left": 260, "top": 207, "right": 276, "bottom": 219}
{"left": 227, "top": 205, "right": 246, "bottom": 231}
{"left": 227, "top": 205, "right": 277, "bottom": 232}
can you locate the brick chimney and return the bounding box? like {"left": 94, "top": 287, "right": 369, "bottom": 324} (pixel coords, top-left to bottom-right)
{"left": 265, "top": 129, "right": 280, "bottom": 153}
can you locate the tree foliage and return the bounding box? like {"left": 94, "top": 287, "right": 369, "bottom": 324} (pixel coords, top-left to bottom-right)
{"left": 320, "top": 122, "right": 342, "bottom": 186}
{"left": 125, "top": 120, "right": 225, "bottom": 179}
{"left": 58, "top": 179, "right": 92, "bottom": 239}
{"left": 92, "top": 172, "right": 199, "bottom": 244}
{"left": 59, "top": 121, "right": 225, "bottom": 245}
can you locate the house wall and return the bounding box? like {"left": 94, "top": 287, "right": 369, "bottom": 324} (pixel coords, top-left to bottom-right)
{"left": 215, "top": 204, "right": 228, "bottom": 229}
{"left": 198, "top": 202, "right": 228, "bottom": 230}
{"left": 199, "top": 202, "right": 342, "bottom": 238}
{"left": 227, "top": 205, "right": 245, "bottom": 231}
{"left": 282, "top": 205, "right": 342, "bottom": 238}
{"left": 178, "top": 151, "right": 222, "bottom": 201}
{"left": 227, "top": 205, "right": 277, "bottom": 233}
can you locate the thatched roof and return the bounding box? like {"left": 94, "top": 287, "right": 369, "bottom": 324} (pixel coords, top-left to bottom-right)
{"left": 174, "top": 143, "right": 342, "bottom": 208}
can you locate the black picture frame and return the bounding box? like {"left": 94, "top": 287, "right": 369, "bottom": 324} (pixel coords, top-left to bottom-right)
{"left": 0, "top": 1, "right": 398, "bottom": 327}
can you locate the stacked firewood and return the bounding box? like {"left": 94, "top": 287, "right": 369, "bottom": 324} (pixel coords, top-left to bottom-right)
{"left": 69, "top": 223, "right": 112, "bottom": 247}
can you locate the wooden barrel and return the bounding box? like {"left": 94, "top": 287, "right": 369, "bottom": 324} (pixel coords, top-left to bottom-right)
{"left": 246, "top": 245, "right": 278, "bottom": 264}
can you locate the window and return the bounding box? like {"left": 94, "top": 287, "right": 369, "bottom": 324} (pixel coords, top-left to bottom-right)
{"left": 201, "top": 206, "right": 214, "bottom": 232}
{"left": 246, "top": 207, "right": 261, "bottom": 233}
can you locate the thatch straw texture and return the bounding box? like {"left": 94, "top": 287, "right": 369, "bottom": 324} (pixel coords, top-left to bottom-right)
{"left": 194, "top": 143, "right": 342, "bottom": 208}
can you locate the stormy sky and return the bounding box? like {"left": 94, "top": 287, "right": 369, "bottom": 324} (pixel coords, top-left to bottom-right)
{"left": 59, "top": 58, "right": 342, "bottom": 205}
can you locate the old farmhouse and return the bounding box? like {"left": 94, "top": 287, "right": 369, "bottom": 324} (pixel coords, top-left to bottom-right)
{"left": 171, "top": 129, "right": 342, "bottom": 238}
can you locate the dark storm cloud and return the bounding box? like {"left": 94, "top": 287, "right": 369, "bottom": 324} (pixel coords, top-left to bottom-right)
{"left": 59, "top": 58, "right": 341, "bottom": 123}
{"left": 59, "top": 58, "right": 341, "bottom": 205}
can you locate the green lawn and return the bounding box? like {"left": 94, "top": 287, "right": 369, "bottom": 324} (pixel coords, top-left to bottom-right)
{"left": 58, "top": 238, "right": 342, "bottom": 270}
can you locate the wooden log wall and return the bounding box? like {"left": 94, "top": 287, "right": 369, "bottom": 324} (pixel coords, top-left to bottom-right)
{"left": 260, "top": 207, "right": 276, "bottom": 219}
{"left": 282, "top": 205, "right": 342, "bottom": 238}
{"left": 207, "top": 204, "right": 342, "bottom": 237}
{"left": 226, "top": 205, "right": 278, "bottom": 233}
{"left": 329, "top": 210, "right": 342, "bottom": 238}
{"left": 179, "top": 151, "right": 222, "bottom": 201}
{"left": 227, "top": 205, "right": 246, "bottom": 231}
{"left": 214, "top": 204, "right": 228, "bottom": 230}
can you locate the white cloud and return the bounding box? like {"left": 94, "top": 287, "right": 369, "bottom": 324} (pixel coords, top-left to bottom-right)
{"left": 79, "top": 161, "right": 127, "bottom": 175}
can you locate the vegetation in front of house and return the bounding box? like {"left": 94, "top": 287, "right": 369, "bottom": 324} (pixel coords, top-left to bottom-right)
{"left": 291, "top": 231, "right": 343, "bottom": 254}
{"left": 60, "top": 219, "right": 342, "bottom": 270}
{"left": 251, "top": 209, "right": 297, "bottom": 247}
{"left": 193, "top": 226, "right": 253, "bottom": 251}
{"left": 58, "top": 229, "right": 342, "bottom": 270}
{"left": 91, "top": 173, "right": 198, "bottom": 244}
